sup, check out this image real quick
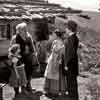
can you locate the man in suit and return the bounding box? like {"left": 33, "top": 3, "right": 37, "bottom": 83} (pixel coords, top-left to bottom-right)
{"left": 64, "top": 20, "right": 79, "bottom": 100}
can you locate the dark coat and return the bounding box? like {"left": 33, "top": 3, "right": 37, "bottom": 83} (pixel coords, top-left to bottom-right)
{"left": 64, "top": 34, "right": 79, "bottom": 76}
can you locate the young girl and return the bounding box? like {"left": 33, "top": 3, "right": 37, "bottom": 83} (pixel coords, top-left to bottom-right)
{"left": 8, "top": 44, "right": 27, "bottom": 97}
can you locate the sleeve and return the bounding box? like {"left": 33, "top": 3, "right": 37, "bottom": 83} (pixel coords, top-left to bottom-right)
{"left": 51, "top": 40, "right": 58, "bottom": 52}
{"left": 8, "top": 35, "right": 16, "bottom": 59}
{"left": 27, "top": 33, "right": 35, "bottom": 53}
{"left": 77, "top": 37, "right": 79, "bottom": 49}
{"left": 9, "top": 35, "right": 16, "bottom": 47}
{"left": 64, "top": 39, "right": 68, "bottom": 66}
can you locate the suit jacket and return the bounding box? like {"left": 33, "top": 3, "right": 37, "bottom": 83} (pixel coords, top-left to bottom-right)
{"left": 64, "top": 33, "right": 79, "bottom": 76}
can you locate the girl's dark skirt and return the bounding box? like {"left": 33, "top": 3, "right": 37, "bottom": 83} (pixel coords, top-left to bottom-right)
{"left": 9, "top": 65, "right": 27, "bottom": 88}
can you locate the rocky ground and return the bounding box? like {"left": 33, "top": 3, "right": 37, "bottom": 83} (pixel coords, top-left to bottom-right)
{"left": 2, "top": 73, "right": 100, "bottom": 100}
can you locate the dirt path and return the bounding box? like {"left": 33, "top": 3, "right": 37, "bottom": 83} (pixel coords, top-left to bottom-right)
{"left": 13, "top": 92, "right": 70, "bottom": 100}
{"left": 3, "top": 78, "right": 70, "bottom": 100}
{"left": 3, "top": 74, "right": 100, "bottom": 100}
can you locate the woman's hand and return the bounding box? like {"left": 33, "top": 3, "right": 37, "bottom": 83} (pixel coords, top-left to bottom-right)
{"left": 65, "top": 66, "right": 68, "bottom": 71}
{"left": 12, "top": 57, "right": 18, "bottom": 64}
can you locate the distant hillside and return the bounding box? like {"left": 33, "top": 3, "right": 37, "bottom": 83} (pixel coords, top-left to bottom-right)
{"left": 69, "top": 11, "right": 100, "bottom": 32}
{"left": 80, "top": 11, "right": 100, "bottom": 33}
{"left": 67, "top": 11, "right": 100, "bottom": 41}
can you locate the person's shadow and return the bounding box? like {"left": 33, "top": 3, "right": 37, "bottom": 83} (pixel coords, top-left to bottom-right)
{"left": 14, "top": 91, "right": 71, "bottom": 100}
{"left": 14, "top": 90, "right": 43, "bottom": 100}
{"left": 53, "top": 95, "right": 70, "bottom": 100}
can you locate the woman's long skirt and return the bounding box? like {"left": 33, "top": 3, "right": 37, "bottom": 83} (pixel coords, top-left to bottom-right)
{"left": 44, "top": 65, "right": 67, "bottom": 94}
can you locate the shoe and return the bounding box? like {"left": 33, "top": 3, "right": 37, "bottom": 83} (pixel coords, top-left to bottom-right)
{"left": 22, "top": 89, "right": 29, "bottom": 95}
{"left": 61, "top": 91, "right": 68, "bottom": 96}
{"left": 26, "top": 82, "right": 32, "bottom": 91}
{"left": 42, "top": 91, "right": 47, "bottom": 95}
{"left": 58, "top": 92, "right": 62, "bottom": 96}
{"left": 65, "top": 91, "right": 68, "bottom": 95}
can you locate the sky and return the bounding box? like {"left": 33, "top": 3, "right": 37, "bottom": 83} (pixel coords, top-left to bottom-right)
{"left": 48, "top": 0, "right": 99, "bottom": 12}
